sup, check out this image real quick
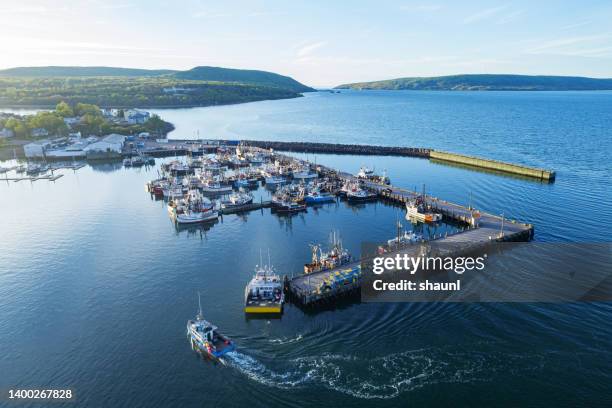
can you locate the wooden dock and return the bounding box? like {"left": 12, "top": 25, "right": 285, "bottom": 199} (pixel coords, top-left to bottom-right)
{"left": 4, "top": 174, "right": 64, "bottom": 182}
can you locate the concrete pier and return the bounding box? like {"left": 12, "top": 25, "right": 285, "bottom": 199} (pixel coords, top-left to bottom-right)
{"left": 430, "top": 150, "right": 555, "bottom": 181}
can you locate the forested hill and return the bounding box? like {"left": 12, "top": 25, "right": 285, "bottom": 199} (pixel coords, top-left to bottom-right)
{"left": 173, "top": 66, "right": 314, "bottom": 92}
{"left": 0, "top": 65, "right": 314, "bottom": 108}
{"left": 0, "top": 66, "right": 177, "bottom": 77}
{"left": 335, "top": 74, "right": 612, "bottom": 91}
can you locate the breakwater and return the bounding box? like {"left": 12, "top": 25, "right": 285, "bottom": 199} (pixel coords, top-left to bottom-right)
{"left": 429, "top": 150, "right": 556, "bottom": 181}
{"left": 238, "top": 141, "right": 554, "bottom": 181}
{"left": 241, "top": 140, "right": 431, "bottom": 157}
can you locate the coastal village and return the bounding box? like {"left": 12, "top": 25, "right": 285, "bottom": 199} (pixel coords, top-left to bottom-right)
{"left": 0, "top": 103, "right": 170, "bottom": 162}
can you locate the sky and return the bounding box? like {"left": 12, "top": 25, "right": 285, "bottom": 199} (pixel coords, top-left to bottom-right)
{"left": 1, "top": 0, "right": 611, "bottom": 87}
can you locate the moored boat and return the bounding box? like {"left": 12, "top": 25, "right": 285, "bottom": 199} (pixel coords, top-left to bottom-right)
{"left": 244, "top": 256, "right": 284, "bottom": 314}
{"left": 221, "top": 190, "right": 253, "bottom": 209}
{"left": 346, "top": 187, "right": 377, "bottom": 202}
{"left": 304, "top": 189, "right": 335, "bottom": 204}
{"left": 304, "top": 231, "right": 352, "bottom": 273}
{"left": 405, "top": 197, "right": 442, "bottom": 223}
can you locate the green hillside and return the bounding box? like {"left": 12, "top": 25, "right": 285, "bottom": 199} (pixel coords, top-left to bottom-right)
{"left": 0, "top": 66, "right": 177, "bottom": 77}
{"left": 0, "top": 65, "right": 314, "bottom": 108}
{"left": 173, "top": 66, "right": 314, "bottom": 92}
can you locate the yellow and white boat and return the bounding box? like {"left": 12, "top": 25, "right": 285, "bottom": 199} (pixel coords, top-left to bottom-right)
{"left": 244, "top": 257, "right": 284, "bottom": 314}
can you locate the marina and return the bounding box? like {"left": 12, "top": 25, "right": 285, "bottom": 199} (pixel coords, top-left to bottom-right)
{"left": 2, "top": 89, "right": 610, "bottom": 408}
{"left": 137, "top": 142, "right": 535, "bottom": 309}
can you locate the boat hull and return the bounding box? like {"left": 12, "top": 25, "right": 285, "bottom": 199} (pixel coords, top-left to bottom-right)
{"left": 305, "top": 195, "right": 335, "bottom": 204}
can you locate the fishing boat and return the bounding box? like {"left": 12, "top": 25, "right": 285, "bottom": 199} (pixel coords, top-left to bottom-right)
{"left": 187, "top": 292, "right": 235, "bottom": 360}
{"left": 304, "top": 188, "right": 335, "bottom": 204}
{"left": 346, "top": 187, "right": 377, "bottom": 202}
{"left": 274, "top": 200, "right": 307, "bottom": 213}
{"left": 123, "top": 158, "right": 132, "bottom": 167}
{"left": 405, "top": 197, "right": 442, "bottom": 223}
{"left": 292, "top": 168, "right": 318, "bottom": 181}
{"left": 264, "top": 174, "right": 287, "bottom": 185}
{"left": 387, "top": 221, "right": 423, "bottom": 247}
{"left": 356, "top": 166, "right": 374, "bottom": 179}
{"left": 221, "top": 190, "right": 253, "bottom": 209}
{"left": 244, "top": 255, "right": 285, "bottom": 314}
{"left": 175, "top": 209, "right": 218, "bottom": 224}
{"left": 304, "top": 231, "right": 352, "bottom": 273}
{"left": 201, "top": 180, "right": 233, "bottom": 195}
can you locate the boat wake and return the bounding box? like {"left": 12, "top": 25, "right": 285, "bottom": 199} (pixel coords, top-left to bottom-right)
{"left": 268, "top": 334, "right": 304, "bottom": 345}
{"left": 224, "top": 346, "right": 547, "bottom": 399}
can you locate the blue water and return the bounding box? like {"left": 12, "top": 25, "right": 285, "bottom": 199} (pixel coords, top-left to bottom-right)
{"left": 1, "top": 91, "right": 611, "bottom": 407}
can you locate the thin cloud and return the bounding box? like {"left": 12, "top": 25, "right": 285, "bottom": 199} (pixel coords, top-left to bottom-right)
{"left": 193, "top": 10, "right": 231, "bottom": 19}
{"left": 527, "top": 34, "right": 610, "bottom": 53}
{"left": 561, "top": 20, "right": 592, "bottom": 31}
{"left": 0, "top": 5, "right": 47, "bottom": 13}
{"left": 297, "top": 41, "right": 327, "bottom": 57}
{"left": 496, "top": 9, "right": 524, "bottom": 25}
{"left": 400, "top": 4, "right": 442, "bottom": 12}
{"left": 463, "top": 5, "right": 508, "bottom": 24}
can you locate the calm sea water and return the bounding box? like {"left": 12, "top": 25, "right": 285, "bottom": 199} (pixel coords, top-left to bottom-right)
{"left": 1, "top": 91, "right": 611, "bottom": 407}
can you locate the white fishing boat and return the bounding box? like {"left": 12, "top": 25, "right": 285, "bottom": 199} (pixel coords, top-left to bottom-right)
{"left": 387, "top": 221, "right": 423, "bottom": 246}
{"left": 405, "top": 197, "right": 442, "bottom": 223}
{"left": 176, "top": 210, "right": 218, "bottom": 224}
{"left": 221, "top": 190, "right": 253, "bottom": 209}
{"left": 244, "top": 254, "right": 284, "bottom": 314}
{"left": 201, "top": 180, "right": 233, "bottom": 194}
{"left": 264, "top": 174, "right": 287, "bottom": 185}
{"left": 356, "top": 166, "right": 374, "bottom": 179}
{"left": 187, "top": 292, "right": 235, "bottom": 360}
{"left": 292, "top": 168, "right": 318, "bottom": 181}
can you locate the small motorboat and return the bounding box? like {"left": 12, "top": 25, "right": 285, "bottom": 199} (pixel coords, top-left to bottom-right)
{"left": 187, "top": 293, "right": 235, "bottom": 360}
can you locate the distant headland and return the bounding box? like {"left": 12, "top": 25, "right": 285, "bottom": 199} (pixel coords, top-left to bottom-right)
{"left": 335, "top": 74, "right": 612, "bottom": 91}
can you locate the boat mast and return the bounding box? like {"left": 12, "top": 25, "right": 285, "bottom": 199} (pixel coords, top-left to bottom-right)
{"left": 197, "top": 291, "right": 203, "bottom": 320}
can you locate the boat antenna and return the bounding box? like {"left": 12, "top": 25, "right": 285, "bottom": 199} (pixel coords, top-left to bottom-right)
{"left": 259, "top": 248, "right": 263, "bottom": 269}
{"left": 197, "top": 291, "right": 203, "bottom": 320}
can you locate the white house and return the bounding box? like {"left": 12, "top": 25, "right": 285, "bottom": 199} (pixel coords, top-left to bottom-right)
{"left": 31, "top": 128, "right": 49, "bottom": 138}
{"left": 0, "top": 128, "right": 14, "bottom": 138}
{"left": 63, "top": 117, "right": 80, "bottom": 126}
{"left": 24, "top": 140, "right": 52, "bottom": 158}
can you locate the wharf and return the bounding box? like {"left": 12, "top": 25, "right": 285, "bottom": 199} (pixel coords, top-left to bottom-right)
{"left": 287, "top": 166, "right": 533, "bottom": 307}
